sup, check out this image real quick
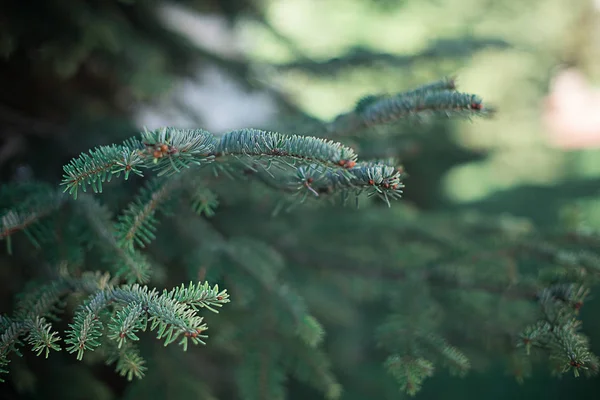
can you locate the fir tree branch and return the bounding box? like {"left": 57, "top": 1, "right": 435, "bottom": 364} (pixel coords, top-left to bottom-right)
{"left": 285, "top": 78, "right": 488, "bottom": 140}
{"left": 216, "top": 128, "right": 357, "bottom": 168}
{"left": 0, "top": 317, "right": 62, "bottom": 381}
{"left": 104, "top": 339, "right": 148, "bottom": 381}
{"left": 61, "top": 127, "right": 358, "bottom": 197}
{"left": 217, "top": 236, "right": 319, "bottom": 344}
{"left": 77, "top": 195, "right": 153, "bottom": 283}
{"left": 0, "top": 272, "right": 113, "bottom": 380}
{"left": 279, "top": 244, "right": 540, "bottom": 301}
{"left": 236, "top": 345, "right": 287, "bottom": 400}
{"left": 327, "top": 83, "right": 490, "bottom": 137}
{"left": 65, "top": 290, "right": 110, "bottom": 360}
{"left": 517, "top": 241, "right": 600, "bottom": 276}
{"left": 280, "top": 336, "right": 342, "bottom": 400}
{"left": 58, "top": 80, "right": 489, "bottom": 211}
{"left": 65, "top": 281, "right": 229, "bottom": 361}
{"left": 189, "top": 187, "right": 219, "bottom": 217}
{"left": 113, "top": 345, "right": 148, "bottom": 381}
{"left": 0, "top": 183, "right": 65, "bottom": 253}
{"left": 24, "top": 317, "right": 61, "bottom": 358}
{"left": 1, "top": 269, "right": 227, "bottom": 381}
{"left": 199, "top": 217, "right": 325, "bottom": 350}
{"left": 61, "top": 127, "right": 407, "bottom": 207}
{"left": 517, "top": 283, "right": 599, "bottom": 378}
{"left": 115, "top": 176, "right": 185, "bottom": 251}
{"left": 164, "top": 281, "right": 229, "bottom": 314}
{"left": 61, "top": 143, "right": 145, "bottom": 199}
{"left": 420, "top": 333, "right": 470, "bottom": 377}
{"left": 384, "top": 355, "right": 434, "bottom": 396}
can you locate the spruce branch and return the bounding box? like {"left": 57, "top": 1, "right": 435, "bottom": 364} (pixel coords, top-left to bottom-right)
{"left": 113, "top": 346, "right": 148, "bottom": 381}
{"left": 280, "top": 336, "right": 342, "bottom": 400}
{"left": 66, "top": 281, "right": 229, "bottom": 361}
{"left": 77, "top": 196, "right": 152, "bottom": 283}
{"left": 549, "top": 327, "right": 599, "bottom": 378}
{"left": 60, "top": 127, "right": 405, "bottom": 206}
{"left": 0, "top": 272, "right": 111, "bottom": 380}
{"left": 61, "top": 143, "right": 145, "bottom": 199}
{"left": 249, "top": 79, "right": 490, "bottom": 142}
{"left": 220, "top": 237, "right": 317, "bottom": 343}
{"left": 115, "top": 176, "right": 184, "bottom": 251}
{"left": 0, "top": 317, "right": 62, "bottom": 381}
{"left": 244, "top": 159, "right": 404, "bottom": 210}
{"left": 189, "top": 187, "right": 219, "bottom": 217}
{"left": 139, "top": 127, "right": 216, "bottom": 176}
{"left": 517, "top": 283, "right": 599, "bottom": 378}
{"left": 104, "top": 340, "right": 148, "bottom": 381}
{"left": 0, "top": 271, "right": 227, "bottom": 382}
{"left": 65, "top": 290, "right": 109, "bottom": 360}
{"left": 421, "top": 333, "right": 470, "bottom": 377}
{"left": 216, "top": 128, "right": 357, "bottom": 168}
{"left": 292, "top": 160, "right": 405, "bottom": 206}
{"left": 235, "top": 346, "right": 287, "bottom": 400}
{"left": 0, "top": 183, "right": 65, "bottom": 253}
{"left": 328, "top": 84, "right": 490, "bottom": 136}
{"left": 24, "top": 317, "right": 61, "bottom": 358}
{"left": 14, "top": 280, "right": 67, "bottom": 321}
{"left": 60, "top": 128, "right": 214, "bottom": 199}
{"left": 59, "top": 79, "right": 489, "bottom": 209}
{"left": 164, "top": 281, "right": 229, "bottom": 314}
{"left": 384, "top": 355, "right": 434, "bottom": 396}
{"left": 108, "top": 303, "right": 147, "bottom": 349}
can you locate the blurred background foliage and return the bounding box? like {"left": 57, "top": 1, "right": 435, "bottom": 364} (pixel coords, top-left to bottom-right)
{"left": 247, "top": 0, "right": 600, "bottom": 204}
{"left": 2, "top": 0, "right": 600, "bottom": 398}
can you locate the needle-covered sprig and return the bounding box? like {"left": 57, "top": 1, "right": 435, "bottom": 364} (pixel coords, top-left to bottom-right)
{"left": 60, "top": 79, "right": 490, "bottom": 213}
{"left": 327, "top": 78, "right": 491, "bottom": 136}
{"left": 61, "top": 127, "right": 360, "bottom": 198}
{"left": 62, "top": 144, "right": 145, "bottom": 199}
{"left": 0, "top": 182, "right": 65, "bottom": 254}
{"left": 217, "top": 128, "right": 357, "bottom": 166}
{"left": 65, "top": 281, "right": 229, "bottom": 361}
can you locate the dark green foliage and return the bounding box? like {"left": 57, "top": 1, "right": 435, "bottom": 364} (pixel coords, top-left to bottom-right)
{"left": 0, "top": 182, "right": 65, "bottom": 254}
{"left": 3, "top": 114, "right": 600, "bottom": 397}
{"left": 4, "top": 102, "right": 600, "bottom": 397}
{"left": 213, "top": 198, "right": 600, "bottom": 396}
{"left": 0, "top": 77, "right": 495, "bottom": 396}
{"left": 1, "top": 1, "right": 600, "bottom": 399}
{"left": 1, "top": 271, "right": 229, "bottom": 382}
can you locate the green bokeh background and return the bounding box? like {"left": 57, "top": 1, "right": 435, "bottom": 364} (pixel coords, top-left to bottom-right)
{"left": 246, "top": 0, "right": 600, "bottom": 210}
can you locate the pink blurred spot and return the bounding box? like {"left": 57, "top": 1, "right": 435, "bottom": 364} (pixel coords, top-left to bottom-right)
{"left": 543, "top": 68, "right": 600, "bottom": 150}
